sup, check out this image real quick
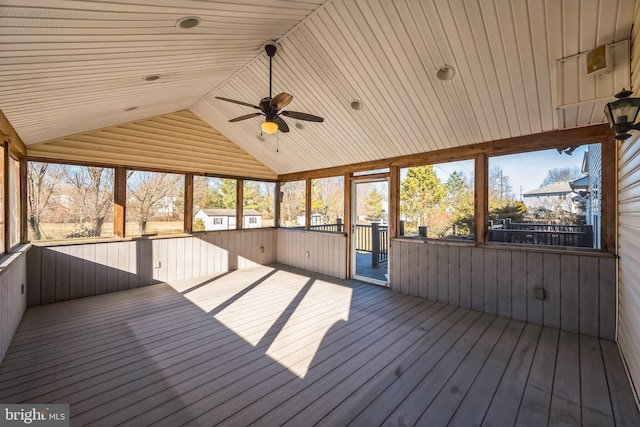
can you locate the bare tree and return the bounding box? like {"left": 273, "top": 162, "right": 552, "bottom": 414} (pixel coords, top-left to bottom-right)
{"left": 65, "top": 167, "right": 114, "bottom": 237}
{"left": 127, "top": 171, "right": 183, "bottom": 235}
{"left": 27, "top": 162, "right": 61, "bottom": 240}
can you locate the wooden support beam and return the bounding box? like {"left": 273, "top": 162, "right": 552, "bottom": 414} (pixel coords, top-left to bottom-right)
{"left": 275, "top": 181, "right": 281, "bottom": 228}
{"left": 602, "top": 134, "right": 617, "bottom": 253}
{"left": 113, "top": 167, "right": 126, "bottom": 238}
{"left": 475, "top": 153, "right": 488, "bottom": 244}
{"left": 237, "top": 179, "right": 244, "bottom": 230}
{"left": 184, "top": 173, "right": 193, "bottom": 233}
{"left": 3, "top": 143, "right": 9, "bottom": 254}
{"left": 344, "top": 172, "right": 351, "bottom": 279}
{"left": 20, "top": 158, "right": 27, "bottom": 244}
{"left": 305, "top": 178, "right": 311, "bottom": 231}
{"left": 389, "top": 166, "right": 399, "bottom": 239}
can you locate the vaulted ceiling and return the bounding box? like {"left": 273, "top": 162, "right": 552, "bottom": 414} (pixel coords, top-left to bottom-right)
{"left": 0, "top": 0, "right": 635, "bottom": 175}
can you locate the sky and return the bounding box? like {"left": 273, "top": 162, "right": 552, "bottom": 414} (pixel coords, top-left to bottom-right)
{"left": 424, "top": 145, "right": 588, "bottom": 200}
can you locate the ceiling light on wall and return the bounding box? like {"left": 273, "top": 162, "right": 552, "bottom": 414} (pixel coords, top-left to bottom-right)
{"left": 177, "top": 16, "right": 201, "bottom": 29}
{"left": 143, "top": 75, "right": 160, "bottom": 82}
{"left": 436, "top": 64, "right": 455, "bottom": 81}
{"left": 604, "top": 88, "right": 640, "bottom": 140}
{"left": 261, "top": 120, "right": 278, "bottom": 134}
{"left": 351, "top": 100, "right": 362, "bottom": 110}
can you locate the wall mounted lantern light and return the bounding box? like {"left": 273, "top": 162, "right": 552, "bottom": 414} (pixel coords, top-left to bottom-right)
{"left": 604, "top": 88, "right": 640, "bottom": 140}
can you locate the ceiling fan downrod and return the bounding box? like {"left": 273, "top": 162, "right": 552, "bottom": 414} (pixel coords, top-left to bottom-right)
{"left": 265, "top": 43, "right": 277, "bottom": 99}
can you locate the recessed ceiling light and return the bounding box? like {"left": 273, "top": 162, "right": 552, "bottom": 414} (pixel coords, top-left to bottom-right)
{"left": 436, "top": 64, "right": 455, "bottom": 81}
{"left": 295, "top": 122, "right": 305, "bottom": 130}
{"left": 124, "top": 106, "right": 138, "bottom": 111}
{"left": 351, "top": 100, "right": 362, "bottom": 110}
{"left": 177, "top": 16, "right": 201, "bottom": 29}
{"left": 143, "top": 75, "right": 160, "bottom": 82}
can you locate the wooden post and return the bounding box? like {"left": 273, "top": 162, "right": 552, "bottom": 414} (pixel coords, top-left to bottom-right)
{"left": 372, "top": 221, "right": 380, "bottom": 268}
{"left": 3, "top": 143, "right": 9, "bottom": 254}
{"left": 305, "top": 178, "right": 311, "bottom": 230}
{"left": 20, "top": 158, "right": 27, "bottom": 243}
{"left": 475, "top": 153, "right": 488, "bottom": 244}
{"left": 389, "top": 166, "right": 399, "bottom": 238}
{"left": 344, "top": 173, "right": 351, "bottom": 279}
{"left": 602, "top": 134, "right": 616, "bottom": 253}
{"left": 336, "top": 217, "right": 343, "bottom": 233}
{"left": 113, "top": 167, "right": 126, "bottom": 238}
{"left": 275, "top": 181, "right": 281, "bottom": 228}
{"left": 184, "top": 173, "right": 193, "bottom": 233}
{"left": 236, "top": 179, "right": 244, "bottom": 230}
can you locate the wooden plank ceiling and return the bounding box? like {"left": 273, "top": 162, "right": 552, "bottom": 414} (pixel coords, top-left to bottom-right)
{"left": 27, "top": 111, "right": 277, "bottom": 179}
{"left": 0, "top": 0, "right": 635, "bottom": 175}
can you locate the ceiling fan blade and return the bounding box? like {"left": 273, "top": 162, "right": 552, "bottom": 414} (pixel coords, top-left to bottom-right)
{"left": 275, "top": 116, "right": 289, "bottom": 133}
{"left": 215, "top": 96, "right": 260, "bottom": 109}
{"left": 281, "top": 111, "right": 324, "bottom": 122}
{"left": 229, "top": 112, "right": 262, "bottom": 122}
{"left": 271, "top": 92, "right": 293, "bottom": 110}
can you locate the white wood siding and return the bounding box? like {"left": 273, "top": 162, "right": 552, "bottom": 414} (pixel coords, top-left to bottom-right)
{"left": 276, "top": 229, "right": 347, "bottom": 279}
{"left": 618, "top": 135, "right": 640, "bottom": 403}
{"left": 0, "top": 247, "right": 28, "bottom": 364}
{"left": 26, "top": 229, "right": 276, "bottom": 306}
{"left": 390, "top": 240, "right": 616, "bottom": 340}
{"left": 616, "top": 2, "right": 640, "bottom": 404}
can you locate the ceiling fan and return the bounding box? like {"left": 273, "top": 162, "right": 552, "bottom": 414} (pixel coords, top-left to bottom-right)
{"left": 215, "top": 42, "right": 324, "bottom": 135}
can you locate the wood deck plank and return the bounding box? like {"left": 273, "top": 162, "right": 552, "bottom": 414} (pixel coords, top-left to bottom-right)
{"left": 448, "top": 319, "right": 526, "bottom": 427}
{"left": 0, "top": 264, "right": 635, "bottom": 427}
{"left": 515, "top": 326, "right": 559, "bottom": 427}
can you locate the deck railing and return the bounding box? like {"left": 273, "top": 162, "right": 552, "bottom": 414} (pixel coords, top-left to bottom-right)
{"left": 356, "top": 222, "right": 388, "bottom": 267}
{"left": 488, "top": 220, "right": 594, "bottom": 247}
{"left": 309, "top": 219, "right": 343, "bottom": 233}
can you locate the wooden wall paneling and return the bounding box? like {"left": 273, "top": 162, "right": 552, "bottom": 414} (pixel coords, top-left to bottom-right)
{"left": 190, "top": 236, "right": 200, "bottom": 278}
{"left": 117, "top": 241, "right": 131, "bottom": 291}
{"left": 427, "top": 243, "right": 438, "bottom": 301}
{"left": 127, "top": 240, "right": 139, "bottom": 288}
{"left": 228, "top": 230, "right": 237, "bottom": 271}
{"left": 55, "top": 246, "right": 70, "bottom": 301}
{"left": 176, "top": 237, "right": 185, "bottom": 280}
{"left": 106, "top": 242, "right": 119, "bottom": 293}
{"left": 199, "top": 234, "right": 209, "bottom": 276}
{"left": 471, "top": 247, "right": 484, "bottom": 311}
{"left": 496, "top": 249, "right": 512, "bottom": 318}
{"left": 437, "top": 244, "right": 449, "bottom": 304}
{"left": 399, "top": 241, "right": 410, "bottom": 295}
{"left": 137, "top": 239, "right": 152, "bottom": 287}
{"left": 94, "top": 243, "right": 108, "bottom": 295}
{"left": 598, "top": 257, "right": 616, "bottom": 341}
{"left": 511, "top": 251, "right": 527, "bottom": 322}
{"left": 26, "top": 246, "right": 41, "bottom": 306}
{"left": 417, "top": 242, "right": 429, "bottom": 299}
{"left": 542, "top": 252, "right": 561, "bottom": 329}
{"left": 222, "top": 233, "right": 231, "bottom": 272}
{"left": 525, "top": 252, "right": 543, "bottom": 325}
{"left": 390, "top": 241, "right": 400, "bottom": 292}
{"left": 81, "top": 243, "right": 96, "bottom": 297}
{"left": 409, "top": 241, "right": 419, "bottom": 296}
{"left": 68, "top": 244, "right": 83, "bottom": 299}
{"left": 483, "top": 248, "right": 498, "bottom": 315}
{"left": 579, "top": 256, "right": 599, "bottom": 337}
{"left": 560, "top": 255, "right": 580, "bottom": 334}
{"left": 183, "top": 236, "right": 194, "bottom": 279}
{"left": 167, "top": 237, "right": 178, "bottom": 282}
{"left": 459, "top": 246, "right": 472, "bottom": 309}
{"left": 210, "top": 232, "right": 218, "bottom": 271}
{"left": 448, "top": 245, "right": 460, "bottom": 306}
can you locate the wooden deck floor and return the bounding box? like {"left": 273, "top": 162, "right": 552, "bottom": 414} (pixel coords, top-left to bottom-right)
{"left": 1, "top": 264, "right": 638, "bottom": 426}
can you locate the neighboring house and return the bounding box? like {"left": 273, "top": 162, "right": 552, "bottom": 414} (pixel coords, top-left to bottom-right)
{"left": 522, "top": 181, "right": 583, "bottom": 216}
{"left": 575, "top": 145, "right": 602, "bottom": 248}
{"left": 194, "top": 208, "right": 261, "bottom": 231}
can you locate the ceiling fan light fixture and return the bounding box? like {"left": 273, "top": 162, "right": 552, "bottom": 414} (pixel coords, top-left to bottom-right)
{"left": 261, "top": 120, "right": 278, "bottom": 134}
